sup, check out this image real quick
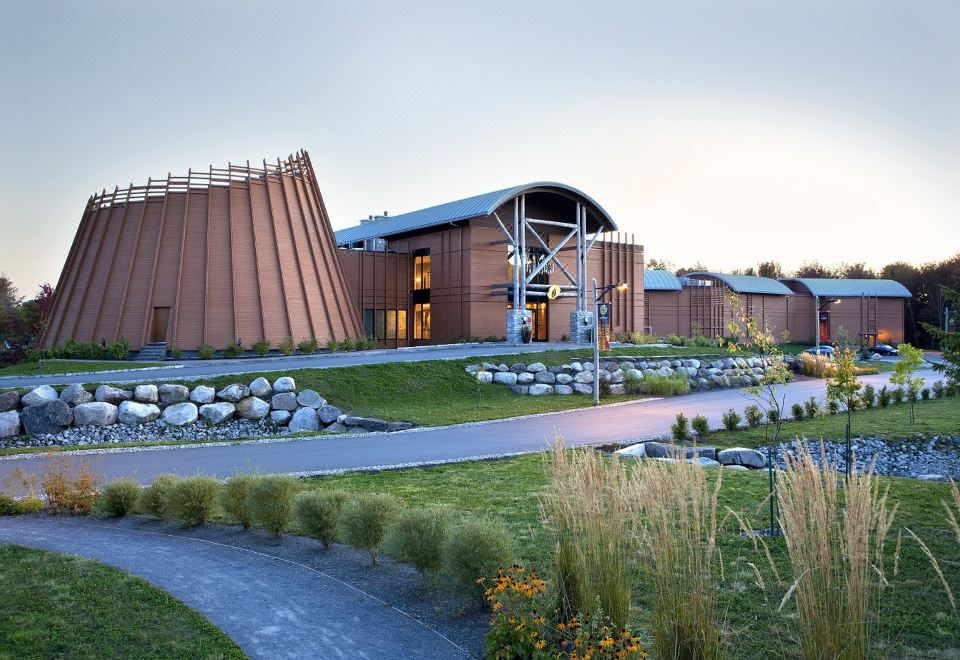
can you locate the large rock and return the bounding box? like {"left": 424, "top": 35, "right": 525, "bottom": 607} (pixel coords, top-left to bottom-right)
{"left": 574, "top": 371, "right": 594, "bottom": 384}
{"left": 572, "top": 383, "right": 593, "bottom": 395}
{"left": 624, "top": 368, "right": 643, "bottom": 382}
{"left": 387, "top": 421, "right": 414, "bottom": 432}
{"left": 199, "top": 402, "right": 235, "bottom": 425}
{"left": 95, "top": 385, "right": 131, "bottom": 405}
{"left": 270, "top": 410, "right": 292, "bottom": 426}
{"left": 22, "top": 385, "right": 59, "bottom": 407}
{"left": 475, "top": 371, "right": 493, "bottom": 384}
{"left": 534, "top": 371, "right": 556, "bottom": 384}
{"left": 271, "top": 392, "right": 298, "bottom": 411}
{"left": 21, "top": 400, "right": 73, "bottom": 435}
{"left": 516, "top": 372, "right": 535, "bottom": 385}
{"left": 492, "top": 372, "right": 518, "bottom": 386}
{"left": 608, "top": 369, "right": 625, "bottom": 384}
{"left": 272, "top": 376, "right": 296, "bottom": 393}
{"left": 511, "top": 385, "right": 529, "bottom": 395}
{"left": 608, "top": 384, "right": 625, "bottom": 395}
{"left": 510, "top": 363, "right": 527, "bottom": 374}
{"left": 73, "top": 402, "right": 118, "bottom": 426}
{"left": 217, "top": 384, "right": 250, "bottom": 403}
{"left": 344, "top": 416, "right": 390, "bottom": 432}
{"left": 464, "top": 364, "right": 481, "bottom": 374}
{"left": 296, "top": 390, "right": 327, "bottom": 409}
{"left": 162, "top": 402, "right": 198, "bottom": 426}
{"left": 190, "top": 385, "right": 216, "bottom": 405}
{"left": 118, "top": 401, "right": 161, "bottom": 425}
{"left": 134, "top": 384, "right": 159, "bottom": 404}
{"left": 555, "top": 373, "right": 574, "bottom": 385}
{"left": 288, "top": 407, "right": 320, "bottom": 432}
{"left": 318, "top": 404, "right": 342, "bottom": 424}
{"left": 717, "top": 447, "right": 765, "bottom": 469}
{"left": 527, "top": 362, "right": 547, "bottom": 373}
{"left": 158, "top": 384, "right": 190, "bottom": 405}
{"left": 554, "top": 384, "right": 574, "bottom": 395}
{"left": 59, "top": 383, "right": 93, "bottom": 406}
{"left": 0, "top": 410, "right": 21, "bottom": 437}
{"left": 235, "top": 396, "right": 270, "bottom": 420}
{"left": 249, "top": 377, "right": 273, "bottom": 398}
{"left": 528, "top": 384, "right": 553, "bottom": 396}
{"left": 0, "top": 391, "right": 20, "bottom": 413}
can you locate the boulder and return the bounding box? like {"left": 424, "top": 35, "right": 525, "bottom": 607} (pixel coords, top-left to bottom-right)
{"left": 464, "top": 364, "right": 481, "bottom": 374}
{"left": 235, "top": 396, "right": 270, "bottom": 420}
{"left": 619, "top": 361, "right": 636, "bottom": 370}
{"left": 271, "top": 392, "right": 298, "bottom": 411}
{"left": 343, "top": 416, "right": 389, "bottom": 432}
{"left": 656, "top": 366, "right": 674, "bottom": 378}
{"left": 511, "top": 385, "right": 529, "bottom": 395}
{"left": 497, "top": 364, "right": 509, "bottom": 372}
{"left": 272, "top": 376, "right": 296, "bottom": 393}
{"left": 249, "top": 377, "right": 273, "bottom": 398}
{"left": 572, "top": 383, "right": 593, "bottom": 395}
{"left": 492, "top": 372, "right": 518, "bottom": 386}
{"left": 0, "top": 410, "right": 21, "bottom": 437}
{"left": 534, "top": 371, "right": 556, "bottom": 384}
{"left": 317, "top": 404, "right": 342, "bottom": 424}
{"left": 688, "top": 456, "right": 721, "bottom": 467}
{"left": 574, "top": 371, "right": 594, "bottom": 384}
{"left": 583, "top": 362, "right": 595, "bottom": 372}
{"left": 73, "top": 402, "right": 118, "bottom": 426}
{"left": 190, "top": 385, "right": 216, "bottom": 405}
{"left": 608, "top": 369, "right": 624, "bottom": 384}
{"left": 199, "top": 402, "right": 235, "bottom": 425}
{"left": 528, "top": 384, "right": 553, "bottom": 396}
{"left": 510, "top": 363, "right": 527, "bottom": 373}
{"left": 95, "top": 385, "right": 131, "bottom": 405}
{"left": 217, "top": 383, "right": 250, "bottom": 403}
{"left": 162, "top": 402, "right": 198, "bottom": 426}
{"left": 475, "top": 371, "right": 493, "bottom": 384}
{"left": 569, "top": 361, "right": 583, "bottom": 372}
{"left": 614, "top": 443, "right": 648, "bottom": 458}
{"left": 0, "top": 391, "right": 20, "bottom": 413}
{"left": 723, "top": 464, "right": 750, "bottom": 472}
{"left": 555, "top": 373, "right": 574, "bottom": 385}
{"left": 158, "top": 384, "right": 190, "bottom": 405}
{"left": 21, "top": 400, "right": 72, "bottom": 435}
{"left": 624, "top": 368, "right": 643, "bottom": 382}
{"left": 387, "top": 421, "right": 414, "bottom": 432}
{"left": 59, "top": 383, "right": 93, "bottom": 406}
{"left": 717, "top": 447, "right": 765, "bottom": 469}
{"left": 527, "top": 362, "right": 547, "bottom": 373}
{"left": 118, "top": 401, "right": 161, "bottom": 425}
{"left": 270, "top": 410, "right": 292, "bottom": 426}
{"left": 134, "top": 384, "right": 159, "bottom": 404}
{"left": 608, "top": 384, "right": 625, "bottom": 395}
{"left": 553, "top": 384, "right": 574, "bottom": 395}
{"left": 325, "top": 422, "right": 348, "bottom": 432}
{"left": 296, "top": 390, "right": 327, "bottom": 409}
{"left": 516, "top": 372, "right": 535, "bottom": 385}
{"left": 22, "top": 385, "right": 59, "bottom": 407}
{"left": 480, "top": 362, "right": 499, "bottom": 371}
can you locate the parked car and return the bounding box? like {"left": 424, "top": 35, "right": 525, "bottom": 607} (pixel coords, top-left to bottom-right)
{"left": 869, "top": 343, "right": 900, "bottom": 356}
{"left": 803, "top": 345, "right": 835, "bottom": 357}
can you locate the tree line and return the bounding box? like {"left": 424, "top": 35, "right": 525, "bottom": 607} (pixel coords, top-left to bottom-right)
{"left": 0, "top": 275, "right": 55, "bottom": 363}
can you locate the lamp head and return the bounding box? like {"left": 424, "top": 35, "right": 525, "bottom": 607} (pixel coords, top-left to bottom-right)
{"left": 616, "top": 282, "right": 629, "bottom": 293}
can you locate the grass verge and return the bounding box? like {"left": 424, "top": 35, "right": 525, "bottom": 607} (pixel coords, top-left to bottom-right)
{"left": 0, "top": 360, "right": 163, "bottom": 378}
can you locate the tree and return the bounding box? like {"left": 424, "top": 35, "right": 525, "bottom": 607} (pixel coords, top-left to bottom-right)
{"left": 0, "top": 274, "right": 23, "bottom": 342}
{"left": 891, "top": 344, "right": 925, "bottom": 423}
{"left": 840, "top": 262, "right": 877, "bottom": 279}
{"left": 645, "top": 258, "right": 674, "bottom": 271}
{"left": 826, "top": 349, "right": 863, "bottom": 478}
{"left": 921, "top": 285, "right": 960, "bottom": 387}
{"left": 17, "top": 282, "right": 56, "bottom": 343}
{"left": 675, "top": 262, "right": 708, "bottom": 276}
{"left": 757, "top": 261, "right": 784, "bottom": 279}
{"left": 793, "top": 261, "right": 837, "bottom": 278}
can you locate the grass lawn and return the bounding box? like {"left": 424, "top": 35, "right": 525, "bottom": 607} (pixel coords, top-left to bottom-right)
{"left": 304, "top": 453, "right": 960, "bottom": 658}
{"left": 0, "top": 544, "right": 244, "bottom": 659}
{"left": 0, "top": 360, "right": 163, "bottom": 378}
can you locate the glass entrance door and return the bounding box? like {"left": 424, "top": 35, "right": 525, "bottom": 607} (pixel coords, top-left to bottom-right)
{"left": 526, "top": 302, "right": 548, "bottom": 341}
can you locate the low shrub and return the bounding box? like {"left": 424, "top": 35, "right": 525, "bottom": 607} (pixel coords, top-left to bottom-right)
{"left": 137, "top": 474, "right": 179, "bottom": 517}
{"left": 339, "top": 338, "right": 355, "bottom": 352}
{"left": 29, "top": 337, "right": 131, "bottom": 361}
{"left": 41, "top": 454, "right": 101, "bottom": 515}
{"left": 17, "top": 497, "right": 42, "bottom": 514}
{"left": 247, "top": 474, "right": 300, "bottom": 538}
{"left": 766, "top": 408, "right": 780, "bottom": 425}
{"left": 0, "top": 495, "right": 20, "bottom": 515}
{"left": 790, "top": 402, "right": 804, "bottom": 420}
{"left": 223, "top": 341, "right": 244, "bottom": 358}
{"left": 670, "top": 412, "right": 690, "bottom": 441}
{"left": 892, "top": 387, "right": 905, "bottom": 405}
{"left": 442, "top": 517, "right": 515, "bottom": 601}
{"left": 861, "top": 384, "right": 876, "bottom": 409}
{"left": 166, "top": 476, "right": 220, "bottom": 527}
{"left": 325, "top": 339, "right": 338, "bottom": 353}
{"left": 877, "top": 385, "right": 892, "bottom": 408}
{"left": 665, "top": 334, "right": 687, "bottom": 346}
{"left": 744, "top": 405, "right": 763, "bottom": 428}
{"left": 294, "top": 490, "right": 349, "bottom": 549}
{"left": 339, "top": 493, "right": 402, "bottom": 563}
{"left": 354, "top": 336, "right": 369, "bottom": 351}
{"left": 628, "top": 331, "right": 660, "bottom": 345}
{"left": 97, "top": 479, "right": 141, "bottom": 517}
{"left": 721, "top": 409, "right": 742, "bottom": 432}
{"left": 197, "top": 344, "right": 215, "bottom": 360}
{"left": 921, "top": 387, "right": 931, "bottom": 401}
{"left": 385, "top": 505, "right": 452, "bottom": 573}
{"left": 298, "top": 337, "right": 319, "bottom": 354}
{"left": 801, "top": 353, "right": 834, "bottom": 378}
{"left": 933, "top": 381, "right": 946, "bottom": 399}
{"left": 827, "top": 399, "right": 841, "bottom": 415}
{"left": 170, "top": 346, "right": 183, "bottom": 360}
{"left": 252, "top": 339, "right": 270, "bottom": 356}
{"left": 220, "top": 474, "right": 256, "bottom": 529}
{"left": 641, "top": 374, "right": 690, "bottom": 396}
{"left": 691, "top": 414, "right": 709, "bottom": 440}
{"left": 623, "top": 373, "right": 643, "bottom": 395}
{"left": 279, "top": 336, "right": 295, "bottom": 356}
{"left": 803, "top": 397, "right": 821, "bottom": 419}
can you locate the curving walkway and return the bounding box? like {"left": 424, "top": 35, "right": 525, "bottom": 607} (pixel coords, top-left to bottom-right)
{"left": 0, "top": 515, "right": 479, "bottom": 659}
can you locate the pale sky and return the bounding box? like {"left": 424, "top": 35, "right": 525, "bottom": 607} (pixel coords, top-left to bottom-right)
{"left": 1, "top": 1, "right": 957, "bottom": 296}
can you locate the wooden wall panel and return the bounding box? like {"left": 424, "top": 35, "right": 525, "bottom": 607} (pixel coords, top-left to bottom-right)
{"left": 248, "top": 181, "right": 289, "bottom": 343}
{"left": 228, "top": 184, "right": 263, "bottom": 344}
{"left": 118, "top": 201, "right": 163, "bottom": 346}
{"left": 74, "top": 203, "right": 125, "bottom": 342}
{"left": 174, "top": 193, "right": 208, "bottom": 349}
{"left": 204, "top": 187, "right": 235, "bottom": 348}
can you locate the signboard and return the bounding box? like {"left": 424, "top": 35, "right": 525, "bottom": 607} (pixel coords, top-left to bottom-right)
{"left": 597, "top": 303, "right": 611, "bottom": 350}
{"left": 598, "top": 303, "right": 611, "bottom": 324}
{"left": 547, "top": 284, "right": 561, "bottom": 301}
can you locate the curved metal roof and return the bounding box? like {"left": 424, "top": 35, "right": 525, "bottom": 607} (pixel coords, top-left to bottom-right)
{"left": 781, "top": 278, "right": 912, "bottom": 298}
{"left": 334, "top": 182, "right": 618, "bottom": 245}
{"left": 683, "top": 272, "right": 793, "bottom": 296}
{"left": 643, "top": 270, "right": 682, "bottom": 291}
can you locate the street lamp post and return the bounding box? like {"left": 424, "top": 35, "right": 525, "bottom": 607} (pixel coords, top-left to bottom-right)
{"left": 591, "top": 278, "right": 627, "bottom": 406}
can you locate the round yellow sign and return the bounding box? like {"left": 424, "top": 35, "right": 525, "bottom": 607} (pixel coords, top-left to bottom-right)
{"left": 547, "top": 284, "right": 561, "bottom": 301}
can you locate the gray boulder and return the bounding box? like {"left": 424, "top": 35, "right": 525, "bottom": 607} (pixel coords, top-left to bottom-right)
{"left": 217, "top": 384, "right": 250, "bottom": 403}
{"left": 493, "top": 372, "right": 518, "bottom": 386}
{"left": 118, "top": 401, "right": 161, "bottom": 425}
{"left": 529, "top": 384, "right": 553, "bottom": 396}
{"left": 199, "top": 402, "right": 235, "bottom": 425}
{"left": 574, "top": 371, "right": 594, "bottom": 384}
{"left": 271, "top": 392, "right": 298, "bottom": 411}
{"left": 464, "top": 364, "right": 481, "bottom": 374}
{"left": 510, "top": 363, "right": 527, "bottom": 373}
{"left": 344, "top": 416, "right": 389, "bottom": 432}
{"left": 59, "top": 383, "right": 93, "bottom": 406}
{"left": 481, "top": 362, "right": 499, "bottom": 371}
{"left": 569, "top": 361, "right": 583, "bottom": 372}
{"left": 288, "top": 407, "right": 321, "bottom": 432}
{"left": 555, "top": 373, "right": 574, "bottom": 385}
{"left": 0, "top": 391, "right": 20, "bottom": 413}
{"left": 475, "top": 371, "right": 493, "bottom": 384}
{"left": 21, "top": 400, "right": 72, "bottom": 435}
{"left": 73, "top": 402, "right": 118, "bottom": 426}
{"left": 608, "top": 384, "right": 625, "bottom": 395}
{"left": 272, "top": 376, "right": 296, "bottom": 393}
{"left": 235, "top": 396, "right": 270, "bottom": 420}
{"left": 270, "top": 410, "right": 292, "bottom": 425}
{"left": 0, "top": 410, "right": 21, "bottom": 437}
{"left": 318, "top": 405, "right": 342, "bottom": 424}
{"left": 511, "top": 385, "right": 529, "bottom": 395}
{"left": 717, "top": 447, "right": 765, "bottom": 469}
{"left": 583, "top": 362, "right": 595, "bottom": 371}
{"left": 158, "top": 384, "right": 190, "bottom": 405}
{"left": 22, "top": 385, "right": 59, "bottom": 407}
{"left": 554, "top": 384, "right": 574, "bottom": 395}
{"left": 95, "top": 385, "right": 131, "bottom": 405}
{"left": 608, "top": 369, "right": 624, "bottom": 384}
{"left": 134, "top": 384, "right": 159, "bottom": 403}
{"left": 534, "top": 371, "right": 556, "bottom": 384}
{"left": 249, "top": 377, "right": 273, "bottom": 398}
{"left": 296, "top": 390, "right": 327, "bottom": 409}
{"left": 516, "top": 372, "right": 535, "bottom": 385}
{"left": 387, "top": 421, "right": 414, "bottom": 432}
{"left": 190, "top": 385, "right": 216, "bottom": 405}
{"left": 162, "top": 402, "right": 198, "bottom": 426}
{"left": 572, "top": 383, "right": 593, "bottom": 395}
{"left": 325, "top": 422, "right": 348, "bottom": 432}
{"left": 527, "top": 362, "right": 547, "bottom": 373}
{"left": 624, "top": 368, "right": 643, "bottom": 382}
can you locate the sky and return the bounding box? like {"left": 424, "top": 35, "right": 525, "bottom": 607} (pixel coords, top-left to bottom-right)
{"left": 1, "top": 1, "right": 957, "bottom": 297}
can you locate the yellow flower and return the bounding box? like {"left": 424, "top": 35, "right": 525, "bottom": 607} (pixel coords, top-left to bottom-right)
{"left": 600, "top": 637, "right": 614, "bottom": 648}
{"left": 492, "top": 602, "right": 502, "bottom": 612}
{"left": 535, "top": 640, "right": 546, "bottom": 650}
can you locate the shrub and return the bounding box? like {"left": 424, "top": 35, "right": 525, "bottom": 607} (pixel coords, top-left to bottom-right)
{"left": 279, "top": 336, "right": 295, "bottom": 356}
{"left": 197, "top": 344, "right": 215, "bottom": 360}
{"left": 790, "top": 402, "right": 804, "bottom": 420}
{"left": 721, "top": 409, "right": 742, "bottom": 431}
{"left": 641, "top": 374, "right": 690, "bottom": 396}
{"left": 220, "top": 474, "right": 257, "bottom": 529}
{"left": 298, "top": 337, "right": 319, "bottom": 354}
{"left": 385, "top": 506, "right": 452, "bottom": 572}
{"left": 354, "top": 336, "right": 369, "bottom": 351}
{"left": 170, "top": 345, "right": 183, "bottom": 360}
{"left": 41, "top": 454, "right": 102, "bottom": 515}
{"left": 97, "top": 479, "right": 140, "bottom": 517}
{"left": 223, "top": 341, "right": 244, "bottom": 358}
{"left": 801, "top": 353, "right": 834, "bottom": 378}
{"left": 766, "top": 408, "right": 780, "bottom": 425}
{"left": 339, "top": 492, "right": 402, "bottom": 563}
{"left": 921, "top": 387, "right": 931, "bottom": 401}
{"left": 165, "top": 476, "right": 220, "bottom": 527}
{"left": 933, "top": 381, "right": 946, "bottom": 399}
{"left": 877, "top": 385, "right": 891, "bottom": 408}
{"left": 670, "top": 413, "right": 691, "bottom": 441}
{"left": 0, "top": 495, "right": 20, "bottom": 515}
{"left": 106, "top": 337, "right": 130, "bottom": 360}
{"left": 252, "top": 339, "right": 270, "bottom": 356}
{"left": 246, "top": 474, "right": 300, "bottom": 538}
{"left": 691, "top": 414, "right": 709, "bottom": 440}
{"left": 339, "top": 338, "right": 355, "bottom": 352}
{"left": 744, "top": 405, "right": 763, "bottom": 428}
{"left": 665, "top": 334, "right": 687, "bottom": 346}
{"left": 628, "top": 331, "right": 660, "bottom": 345}
{"left": 17, "top": 497, "right": 42, "bottom": 514}
{"left": 803, "top": 397, "right": 821, "bottom": 419}
{"left": 623, "top": 372, "right": 643, "bottom": 395}
{"left": 827, "top": 399, "right": 841, "bottom": 415}
{"left": 442, "top": 517, "right": 515, "bottom": 602}
{"left": 325, "top": 339, "right": 338, "bottom": 353}
{"left": 294, "top": 490, "right": 349, "bottom": 549}
{"left": 137, "top": 474, "right": 179, "bottom": 517}
{"left": 861, "top": 384, "right": 876, "bottom": 409}
{"left": 892, "top": 387, "right": 905, "bottom": 405}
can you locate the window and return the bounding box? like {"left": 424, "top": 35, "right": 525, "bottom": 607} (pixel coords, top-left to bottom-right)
{"left": 397, "top": 309, "right": 407, "bottom": 340}
{"left": 414, "top": 252, "right": 431, "bottom": 290}
{"left": 363, "top": 308, "right": 408, "bottom": 341}
{"left": 414, "top": 303, "right": 431, "bottom": 339}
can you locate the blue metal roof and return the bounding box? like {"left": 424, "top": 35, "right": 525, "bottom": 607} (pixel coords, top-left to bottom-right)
{"left": 643, "top": 270, "right": 682, "bottom": 291}
{"left": 334, "top": 182, "right": 618, "bottom": 245}
{"left": 683, "top": 272, "right": 793, "bottom": 296}
{"left": 780, "top": 278, "right": 911, "bottom": 298}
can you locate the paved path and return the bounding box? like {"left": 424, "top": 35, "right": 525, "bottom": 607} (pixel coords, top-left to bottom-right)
{"left": 0, "top": 516, "right": 476, "bottom": 659}
{"left": 0, "top": 369, "right": 942, "bottom": 486}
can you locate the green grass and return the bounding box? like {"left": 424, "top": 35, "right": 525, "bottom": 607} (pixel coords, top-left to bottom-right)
{"left": 0, "top": 360, "right": 162, "bottom": 378}
{"left": 0, "top": 544, "right": 244, "bottom": 659}
{"left": 303, "top": 453, "right": 960, "bottom": 658}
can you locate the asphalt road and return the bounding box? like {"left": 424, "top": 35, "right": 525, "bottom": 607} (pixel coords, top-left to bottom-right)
{"left": 0, "top": 369, "right": 942, "bottom": 487}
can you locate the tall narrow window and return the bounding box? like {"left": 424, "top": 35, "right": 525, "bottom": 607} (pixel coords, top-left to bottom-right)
{"left": 414, "top": 303, "right": 431, "bottom": 339}
{"left": 386, "top": 310, "right": 397, "bottom": 340}
{"left": 363, "top": 309, "right": 374, "bottom": 338}
{"left": 375, "top": 309, "right": 386, "bottom": 341}
{"left": 398, "top": 309, "right": 408, "bottom": 339}
{"left": 414, "top": 250, "right": 431, "bottom": 290}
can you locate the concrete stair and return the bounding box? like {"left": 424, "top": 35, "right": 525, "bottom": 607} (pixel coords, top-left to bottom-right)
{"left": 136, "top": 342, "right": 168, "bottom": 361}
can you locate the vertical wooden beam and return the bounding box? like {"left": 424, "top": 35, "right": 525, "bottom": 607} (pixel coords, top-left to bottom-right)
{"left": 243, "top": 161, "right": 269, "bottom": 343}
{"left": 262, "top": 158, "right": 294, "bottom": 340}
{"left": 92, "top": 185, "right": 134, "bottom": 340}
{"left": 226, "top": 162, "right": 238, "bottom": 342}
{"left": 114, "top": 181, "right": 151, "bottom": 343}
{"left": 169, "top": 169, "right": 192, "bottom": 349}
{"left": 202, "top": 166, "right": 214, "bottom": 345}
{"left": 140, "top": 173, "right": 173, "bottom": 348}
{"left": 276, "top": 156, "right": 319, "bottom": 340}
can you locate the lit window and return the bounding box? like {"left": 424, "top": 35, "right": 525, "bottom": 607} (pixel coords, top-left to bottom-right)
{"left": 414, "top": 253, "right": 431, "bottom": 290}
{"left": 414, "top": 303, "right": 431, "bottom": 339}
{"left": 386, "top": 310, "right": 397, "bottom": 340}
{"left": 398, "top": 309, "right": 407, "bottom": 340}
{"left": 375, "top": 310, "right": 386, "bottom": 341}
